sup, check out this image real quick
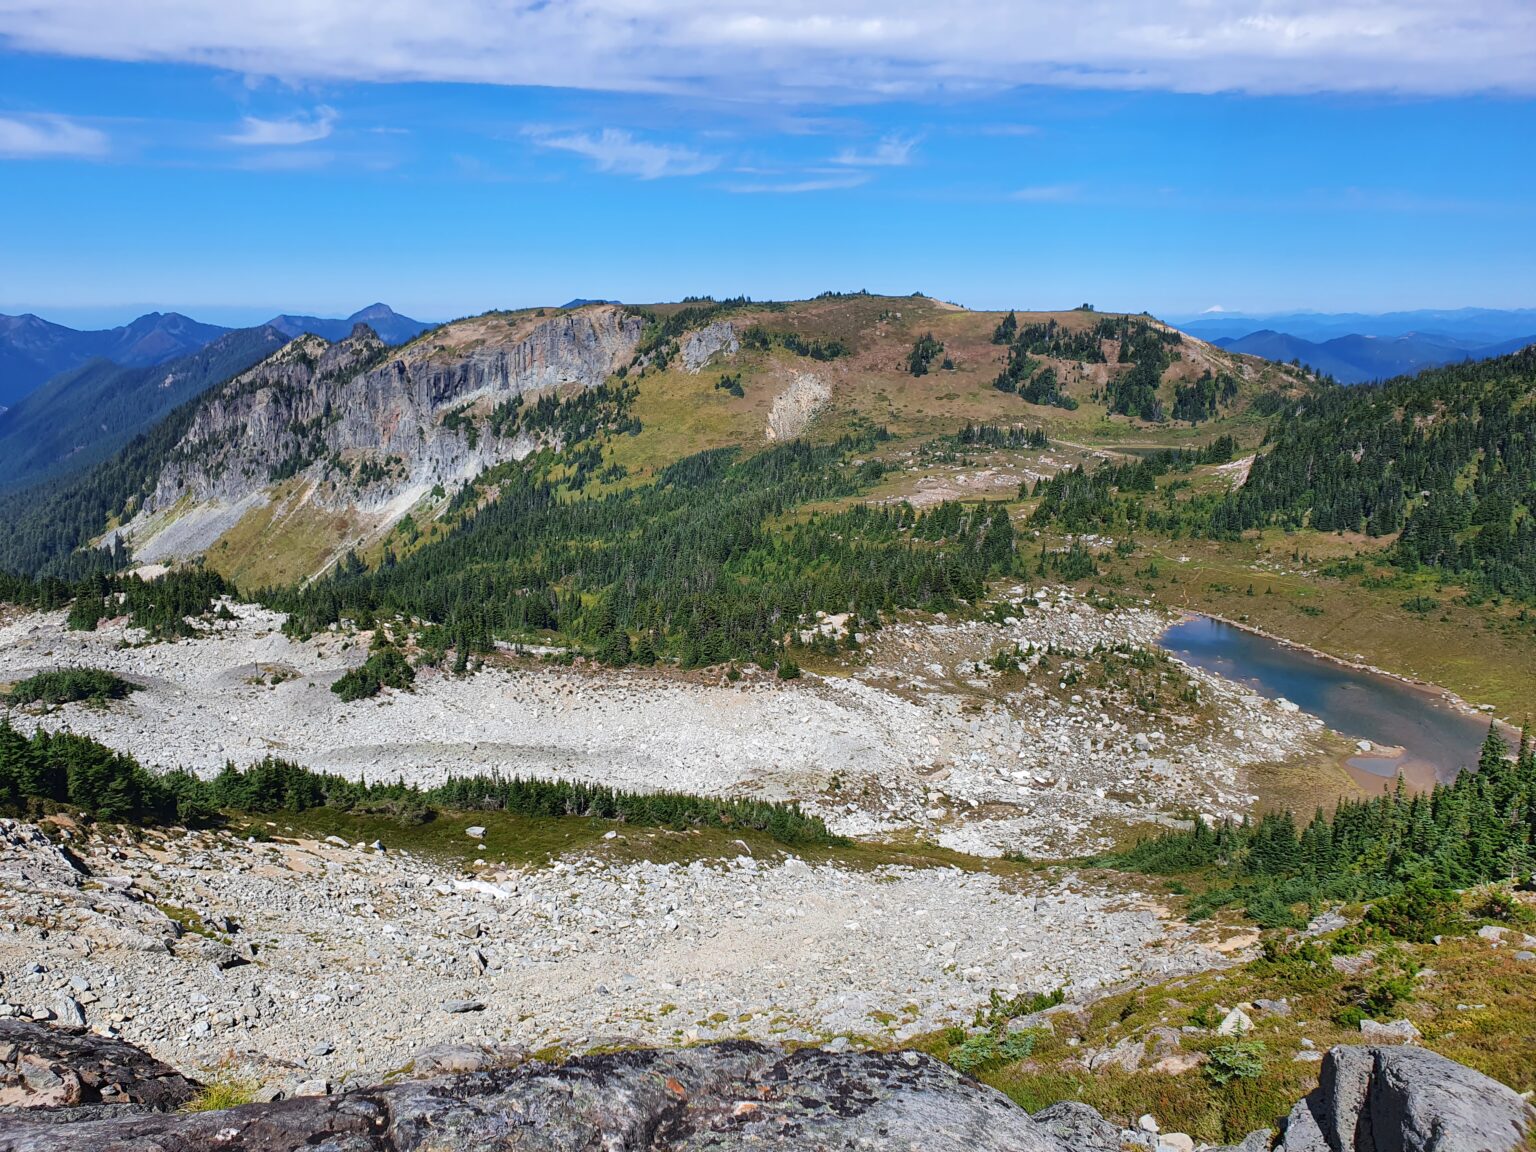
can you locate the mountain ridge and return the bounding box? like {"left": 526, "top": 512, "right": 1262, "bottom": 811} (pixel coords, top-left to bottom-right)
{"left": 0, "top": 295, "right": 1306, "bottom": 585}
{"left": 0, "top": 310, "right": 230, "bottom": 408}
{"left": 0, "top": 304, "right": 434, "bottom": 412}
{"left": 0, "top": 325, "right": 289, "bottom": 494}
{"left": 264, "top": 303, "right": 433, "bottom": 345}
{"left": 1175, "top": 306, "right": 1536, "bottom": 345}
{"left": 1211, "top": 327, "right": 1535, "bottom": 384}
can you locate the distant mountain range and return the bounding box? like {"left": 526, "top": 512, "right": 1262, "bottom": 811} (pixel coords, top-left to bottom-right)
{"left": 0, "top": 326, "right": 289, "bottom": 493}
{"left": 0, "top": 304, "right": 432, "bottom": 410}
{"left": 0, "top": 304, "right": 435, "bottom": 493}
{"left": 266, "top": 303, "right": 433, "bottom": 346}
{"left": 1173, "top": 308, "right": 1536, "bottom": 384}
{"left": 0, "top": 311, "right": 229, "bottom": 407}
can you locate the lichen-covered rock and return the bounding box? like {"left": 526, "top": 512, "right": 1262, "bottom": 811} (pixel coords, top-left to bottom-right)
{"left": 0, "top": 1020, "right": 199, "bottom": 1114}
{"left": 1033, "top": 1100, "right": 1155, "bottom": 1152}
{"left": 0, "top": 1039, "right": 1058, "bottom": 1151}
{"left": 2, "top": 1015, "right": 1533, "bottom": 1152}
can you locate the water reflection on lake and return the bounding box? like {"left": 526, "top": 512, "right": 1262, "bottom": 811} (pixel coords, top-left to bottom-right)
{"left": 1159, "top": 615, "right": 1499, "bottom": 786}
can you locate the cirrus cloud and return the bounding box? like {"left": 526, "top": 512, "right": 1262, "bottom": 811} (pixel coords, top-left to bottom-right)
{"left": 0, "top": 1, "right": 1531, "bottom": 97}
{"left": 0, "top": 112, "right": 107, "bottom": 158}
{"left": 726, "top": 172, "right": 870, "bottom": 194}
{"left": 529, "top": 127, "right": 718, "bottom": 179}
{"left": 833, "top": 134, "right": 917, "bottom": 166}
{"left": 224, "top": 105, "right": 336, "bottom": 145}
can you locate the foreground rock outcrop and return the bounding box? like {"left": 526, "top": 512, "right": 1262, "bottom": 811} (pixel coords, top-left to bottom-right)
{"left": 0, "top": 1021, "right": 198, "bottom": 1115}
{"left": 0, "top": 1030, "right": 1530, "bottom": 1152}
{"left": 0, "top": 1040, "right": 1056, "bottom": 1151}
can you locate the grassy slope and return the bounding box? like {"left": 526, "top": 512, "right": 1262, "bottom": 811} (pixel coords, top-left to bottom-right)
{"left": 584, "top": 296, "right": 1297, "bottom": 484}
{"left": 916, "top": 903, "right": 1536, "bottom": 1144}
{"left": 208, "top": 480, "right": 373, "bottom": 588}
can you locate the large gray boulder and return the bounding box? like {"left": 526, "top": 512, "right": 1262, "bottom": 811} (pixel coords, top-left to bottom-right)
{"left": 1278, "top": 1045, "right": 1534, "bottom": 1152}
{"left": 1033, "top": 1100, "right": 1156, "bottom": 1152}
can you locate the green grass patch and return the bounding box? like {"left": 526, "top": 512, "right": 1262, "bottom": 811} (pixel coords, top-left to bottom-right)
{"left": 181, "top": 1071, "right": 260, "bottom": 1113}
{"left": 917, "top": 888, "right": 1536, "bottom": 1144}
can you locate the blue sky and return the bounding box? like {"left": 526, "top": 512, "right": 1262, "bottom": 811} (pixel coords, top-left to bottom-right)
{"left": 1, "top": 1, "right": 1533, "bottom": 326}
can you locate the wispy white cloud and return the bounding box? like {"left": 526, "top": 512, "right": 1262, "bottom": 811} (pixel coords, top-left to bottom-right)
{"left": 530, "top": 127, "right": 717, "bottom": 179}
{"left": 0, "top": 113, "right": 107, "bottom": 158}
{"left": 833, "top": 134, "right": 917, "bottom": 166}
{"left": 224, "top": 105, "right": 336, "bottom": 145}
{"left": 726, "top": 173, "right": 870, "bottom": 194}
{"left": 0, "top": 1, "right": 1530, "bottom": 97}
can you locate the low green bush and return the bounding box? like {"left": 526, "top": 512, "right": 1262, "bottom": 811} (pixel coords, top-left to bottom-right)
{"left": 1204, "top": 1041, "right": 1266, "bottom": 1086}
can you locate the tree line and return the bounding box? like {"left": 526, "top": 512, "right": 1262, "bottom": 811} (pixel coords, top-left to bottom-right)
{"left": 1210, "top": 348, "right": 1536, "bottom": 600}
{"left": 1109, "top": 724, "right": 1532, "bottom": 929}
{"left": 0, "top": 720, "right": 841, "bottom": 846}
{"left": 262, "top": 434, "right": 1018, "bottom": 669}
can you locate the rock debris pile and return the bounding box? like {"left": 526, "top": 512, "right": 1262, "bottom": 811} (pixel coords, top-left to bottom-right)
{"left": 0, "top": 819, "right": 1227, "bottom": 1086}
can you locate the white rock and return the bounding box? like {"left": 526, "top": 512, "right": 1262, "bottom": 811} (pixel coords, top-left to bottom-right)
{"left": 1359, "top": 1018, "right": 1421, "bottom": 1043}
{"left": 1216, "top": 1007, "right": 1253, "bottom": 1036}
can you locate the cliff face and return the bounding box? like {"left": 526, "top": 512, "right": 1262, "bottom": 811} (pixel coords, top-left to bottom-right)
{"left": 118, "top": 306, "right": 642, "bottom": 571}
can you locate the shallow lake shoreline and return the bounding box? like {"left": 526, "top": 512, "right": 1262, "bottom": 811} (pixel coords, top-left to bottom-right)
{"left": 1168, "top": 609, "right": 1518, "bottom": 738}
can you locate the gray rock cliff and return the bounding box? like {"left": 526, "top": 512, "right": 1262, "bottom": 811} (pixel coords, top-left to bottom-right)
{"left": 117, "top": 305, "right": 643, "bottom": 559}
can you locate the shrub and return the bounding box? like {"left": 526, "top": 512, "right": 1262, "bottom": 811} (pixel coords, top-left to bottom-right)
{"left": 331, "top": 647, "right": 416, "bottom": 701}
{"left": 1334, "top": 957, "right": 1419, "bottom": 1028}
{"left": 946, "top": 1029, "right": 1041, "bottom": 1075}
{"left": 973, "top": 987, "right": 1064, "bottom": 1031}
{"left": 1363, "top": 877, "right": 1459, "bottom": 943}
{"left": 1204, "top": 1041, "right": 1266, "bottom": 1086}
{"left": 1468, "top": 885, "right": 1534, "bottom": 927}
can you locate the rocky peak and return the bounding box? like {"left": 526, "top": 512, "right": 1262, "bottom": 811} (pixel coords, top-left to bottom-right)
{"left": 116, "top": 305, "right": 645, "bottom": 570}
